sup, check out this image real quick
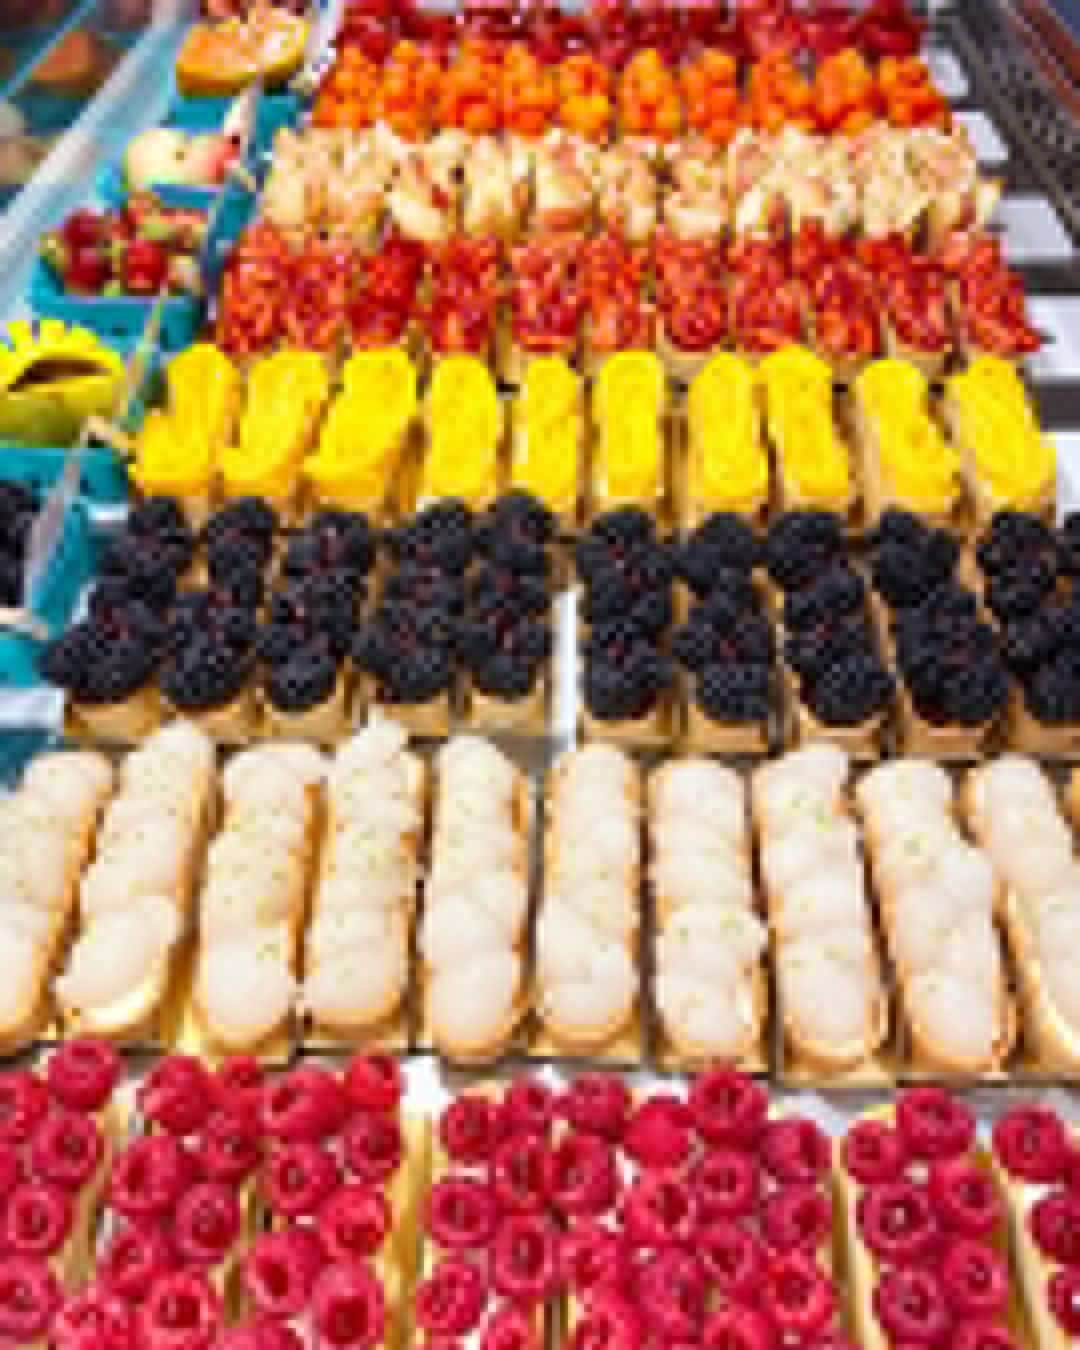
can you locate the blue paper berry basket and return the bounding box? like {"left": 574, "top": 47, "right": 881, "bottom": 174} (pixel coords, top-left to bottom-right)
{"left": 30, "top": 256, "right": 202, "bottom": 351}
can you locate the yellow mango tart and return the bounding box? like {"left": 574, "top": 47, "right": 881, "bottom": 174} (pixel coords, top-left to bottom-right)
{"left": 306, "top": 349, "right": 417, "bottom": 514}
{"left": 220, "top": 350, "right": 330, "bottom": 508}
{"left": 131, "top": 343, "right": 239, "bottom": 500}
{"left": 759, "top": 345, "right": 850, "bottom": 512}
{"left": 594, "top": 351, "right": 665, "bottom": 508}
{"left": 947, "top": 356, "right": 1054, "bottom": 514}
{"left": 422, "top": 355, "right": 502, "bottom": 508}
{"left": 855, "top": 359, "right": 960, "bottom": 517}
{"left": 0, "top": 320, "right": 124, "bottom": 447}
{"left": 511, "top": 356, "right": 580, "bottom": 518}
{"left": 688, "top": 354, "right": 769, "bottom": 517}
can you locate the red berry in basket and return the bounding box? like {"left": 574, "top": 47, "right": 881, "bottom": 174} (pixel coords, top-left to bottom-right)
{"left": 873, "top": 1267, "right": 951, "bottom": 1344}
{"left": 200, "top": 1109, "right": 263, "bottom": 1186}
{"left": 637, "top": 1249, "right": 706, "bottom": 1340}
{"left": 544, "top": 1132, "right": 615, "bottom": 1217}
{"left": 4, "top": 1180, "right": 73, "bottom": 1256}
{"left": 941, "top": 1239, "right": 1009, "bottom": 1320}
{"left": 492, "top": 1133, "right": 548, "bottom": 1215}
{"left": 953, "top": 1320, "right": 1021, "bottom": 1350}
{"left": 929, "top": 1160, "right": 1001, "bottom": 1239}
{"left": 99, "top": 1223, "right": 176, "bottom": 1302}
{"left": 440, "top": 1096, "right": 499, "bottom": 1167}
{"left": 244, "top": 1228, "right": 325, "bottom": 1320}
{"left": 622, "top": 1173, "right": 697, "bottom": 1249}
{"left": 47, "top": 1039, "right": 120, "bottom": 1113}
{"left": 492, "top": 1214, "right": 559, "bottom": 1304}
{"left": 481, "top": 1304, "right": 538, "bottom": 1350}
{"left": 692, "top": 1149, "right": 759, "bottom": 1222}
{"left": 415, "top": 1259, "right": 487, "bottom": 1337}
{"left": 857, "top": 1181, "right": 939, "bottom": 1264}
{"left": 501, "top": 1080, "right": 557, "bottom": 1137}
{"left": 52, "top": 1284, "right": 135, "bottom": 1350}
{"left": 1052, "top": 1266, "right": 1080, "bottom": 1336}
{"left": 624, "top": 1097, "right": 692, "bottom": 1170}
{"left": 110, "top": 1137, "right": 190, "bottom": 1219}
{"left": 993, "top": 1105, "right": 1067, "bottom": 1184}
{"left": 761, "top": 1118, "right": 831, "bottom": 1185}
{"left": 701, "top": 1303, "right": 776, "bottom": 1350}
{"left": 562, "top": 1075, "right": 631, "bottom": 1142}
{"left": 213, "top": 1057, "right": 265, "bottom": 1119}
{"left": 699, "top": 1220, "right": 767, "bottom": 1301}
{"left": 30, "top": 1110, "right": 103, "bottom": 1190}
{"left": 174, "top": 1182, "right": 241, "bottom": 1268}
{"left": 560, "top": 1222, "right": 630, "bottom": 1298}
{"left": 1029, "top": 1190, "right": 1080, "bottom": 1266}
{"left": 264, "top": 1142, "right": 341, "bottom": 1219}
{"left": 759, "top": 1250, "right": 835, "bottom": 1338}
{"left": 426, "top": 1177, "right": 498, "bottom": 1250}
{"left": 842, "top": 1120, "right": 908, "bottom": 1186}
{"left": 0, "top": 1256, "right": 61, "bottom": 1340}
{"left": 124, "top": 239, "right": 169, "bottom": 296}
{"left": 139, "top": 1270, "right": 221, "bottom": 1350}
{"left": 689, "top": 1071, "right": 768, "bottom": 1149}
{"left": 763, "top": 1184, "right": 832, "bottom": 1253}
{"left": 344, "top": 1110, "right": 403, "bottom": 1185}
{"left": 139, "top": 1056, "right": 213, "bottom": 1137}
{"left": 0, "top": 1071, "right": 49, "bottom": 1145}
{"left": 62, "top": 209, "right": 104, "bottom": 250}
{"left": 344, "top": 1055, "right": 402, "bottom": 1114}
{"left": 319, "top": 1184, "right": 391, "bottom": 1264}
{"left": 568, "top": 1291, "right": 642, "bottom": 1350}
{"left": 896, "top": 1089, "right": 975, "bottom": 1162}
{"left": 263, "top": 1068, "right": 347, "bottom": 1143}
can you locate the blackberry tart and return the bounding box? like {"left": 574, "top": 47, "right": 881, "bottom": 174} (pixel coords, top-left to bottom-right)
{"left": 464, "top": 492, "right": 556, "bottom": 733}
{"left": 354, "top": 598, "right": 457, "bottom": 738}
{"left": 577, "top": 508, "right": 675, "bottom": 745}
{"left": 767, "top": 511, "right": 893, "bottom": 756}
{"left": 259, "top": 575, "right": 358, "bottom": 744}
{"left": 41, "top": 606, "right": 164, "bottom": 742}
{"left": 673, "top": 571, "right": 773, "bottom": 753}
{"left": 160, "top": 589, "right": 260, "bottom": 744}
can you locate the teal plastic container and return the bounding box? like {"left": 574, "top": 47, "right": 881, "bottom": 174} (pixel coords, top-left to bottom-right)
{"left": 30, "top": 256, "right": 202, "bottom": 350}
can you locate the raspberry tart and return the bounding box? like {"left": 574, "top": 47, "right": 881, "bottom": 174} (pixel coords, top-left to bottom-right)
{"left": 840, "top": 1088, "right": 1021, "bottom": 1350}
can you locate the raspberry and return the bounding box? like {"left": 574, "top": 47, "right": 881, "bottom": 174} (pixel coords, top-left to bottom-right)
{"left": 47, "top": 1040, "right": 120, "bottom": 1113}
{"left": 623, "top": 1096, "right": 691, "bottom": 1170}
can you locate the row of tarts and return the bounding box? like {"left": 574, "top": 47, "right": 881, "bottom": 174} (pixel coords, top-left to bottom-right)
{"left": 7, "top": 718, "right": 1080, "bottom": 1081}
{"left": 0, "top": 1046, "right": 1079, "bottom": 1350}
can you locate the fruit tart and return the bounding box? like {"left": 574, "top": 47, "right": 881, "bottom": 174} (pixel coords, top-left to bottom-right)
{"left": 132, "top": 342, "right": 241, "bottom": 528}
{"left": 729, "top": 237, "right": 806, "bottom": 363}
{"left": 909, "top": 129, "right": 1001, "bottom": 248}
{"left": 507, "top": 235, "right": 587, "bottom": 386}
{"left": 992, "top": 1099, "right": 1080, "bottom": 1350}
{"left": 653, "top": 231, "right": 727, "bottom": 382}
{"left": 752, "top": 744, "right": 890, "bottom": 1078}
{"left": 56, "top": 721, "right": 215, "bottom": 1042}
{"left": 463, "top": 493, "right": 555, "bottom": 733}
{"left": 685, "top": 354, "right": 769, "bottom": 524}
{"left": 858, "top": 232, "right": 953, "bottom": 380}
{"left": 0, "top": 752, "right": 112, "bottom": 1050}
{"left": 348, "top": 234, "right": 426, "bottom": 360}
{"left": 853, "top": 358, "right": 961, "bottom": 527}
{"left": 856, "top": 761, "right": 1014, "bottom": 1075}
{"left": 650, "top": 760, "right": 767, "bottom": 1067}
{"left": 968, "top": 757, "right": 1080, "bottom": 1070}
{"left": 250, "top": 1057, "right": 418, "bottom": 1350}
{"left": 664, "top": 139, "right": 728, "bottom": 241}
{"left": 581, "top": 230, "right": 654, "bottom": 381}
{"left": 945, "top": 357, "right": 1055, "bottom": 528}
{"left": 594, "top": 143, "right": 658, "bottom": 244}
{"left": 533, "top": 130, "right": 598, "bottom": 234}
{"left": 673, "top": 532, "right": 773, "bottom": 753}
{"left": 300, "top": 720, "right": 424, "bottom": 1047}
{"left": 192, "top": 742, "right": 326, "bottom": 1057}
{"left": 0, "top": 1040, "right": 120, "bottom": 1342}
{"left": 462, "top": 135, "right": 530, "bottom": 241}
{"left": 942, "top": 230, "right": 1043, "bottom": 365}
{"left": 839, "top": 1089, "right": 1022, "bottom": 1350}
{"left": 590, "top": 352, "right": 666, "bottom": 518}
{"left": 421, "top": 736, "right": 531, "bottom": 1061}
{"left": 385, "top": 136, "right": 462, "bottom": 245}
{"left": 759, "top": 347, "right": 853, "bottom": 517}
{"left": 220, "top": 350, "right": 331, "bottom": 524}
{"left": 577, "top": 508, "right": 675, "bottom": 745}
{"left": 767, "top": 511, "right": 894, "bottom": 753}
{"left": 307, "top": 350, "right": 417, "bottom": 522}
{"left": 510, "top": 355, "right": 582, "bottom": 527}
{"left": 535, "top": 744, "right": 641, "bottom": 1056}
{"left": 423, "top": 238, "right": 501, "bottom": 368}
{"left": 419, "top": 356, "right": 504, "bottom": 512}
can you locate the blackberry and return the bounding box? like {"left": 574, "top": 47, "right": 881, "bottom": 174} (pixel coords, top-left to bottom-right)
{"left": 1060, "top": 514, "right": 1080, "bottom": 577}
{"left": 257, "top": 621, "right": 300, "bottom": 668}
{"left": 97, "top": 537, "right": 178, "bottom": 612}
{"left": 805, "top": 651, "right": 894, "bottom": 727}
{"left": 630, "top": 586, "right": 673, "bottom": 636}
{"left": 986, "top": 561, "right": 1056, "bottom": 623}
{"left": 39, "top": 622, "right": 100, "bottom": 694}
{"left": 699, "top": 568, "right": 756, "bottom": 620}
{"left": 581, "top": 564, "right": 639, "bottom": 625}
{"left": 202, "top": 497, "right": 277, "bottom": 551}
{"left": 383, "top": 646, "right": 453, "bottom": 704}
{"left": 470, "top": 618, "right": 551, "bottom": 700}
{"left": 673, "top": 618, "right": 715, "bottom": 673}
{"left": 1003, "top": 609, "right": 1059, "bottom": 673}
{"left": 593, "top": 506, "right": 656, "bottom": 552}
{"left": 383, "top": 564, "right": 464, "bottom": 616}
{"left": 127, "top": 495, "right": 188, "bottom": 539}
{"left": 283, "top": 511, "right": 375, "bottom": 579}
{"left": 266, "top": 645, "right": 340, "bottom": 714}
{"left": 81, "top": 637, "right": 159, "bottom": 704}
{"left": 389, "top": 500, "right": 473, "bottom": 573}
{"left": 785, "top": 614, "right": 875, "bottom": 683}
{"left": 207, "top": 532, "right": 268, "bottom": 584}
{"left": 476, "top": 492, "right": 554, "bottom": 575}
{"left": 679, "top": 513, "right": 760, "bottom": 595}
{"left": 766, "top": 511, "right": 845, "bottom": 590}
{"left": 976, "top": 510, "right": 1058, "bottom": 580}
{"left": 870, "top": 525, "right": 958, "bottom": 610}
{"left": 470, "top": 564, "right": 549, "bottom": 620}
{"left": 696, "top": 662, "right": 770, "bottom": 724}
{"left": 215, "top": 563, "right": 264, "bottom": 611}
{"left": 867, "top": 507, "right": 925, "bottom": 553}
{"left": 162, "top": 640, "right": 253, "bottom": 711}
{"left": 784, "top": 564, "right": 865, "bottom": 632}
{"left": 947, "top": 659, "right": 1010, "bottom": 726}
{"left": 1027, "top": 651, "right": 1080, "bottom": 725}
{"left": 583, "top": 626, "right": 672, "bottom": 722}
